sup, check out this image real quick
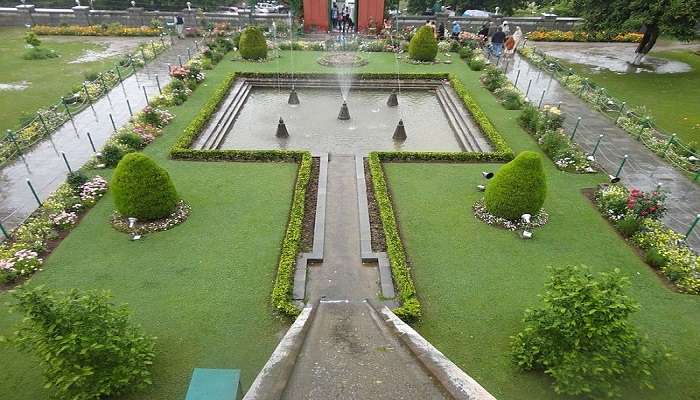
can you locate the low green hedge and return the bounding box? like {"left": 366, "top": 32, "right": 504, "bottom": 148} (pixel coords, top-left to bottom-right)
{"left": 375, "top": 151, "right": 511, "bottom": 163}
{"left": 368, "top": 152, "right": 421, "bottom": 321}
{"left": 237, "top": 71, "right": 450, "bottom": 80}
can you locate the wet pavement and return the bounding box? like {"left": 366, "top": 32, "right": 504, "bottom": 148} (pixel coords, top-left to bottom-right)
{"left": 529, "top": 41, "right": 700, "bottom": 74}
{"left": 499, "top": 50, "right": 700, "bottom": 252}
{"left": 0, "top": 37, "right": 196, "bottom": 234}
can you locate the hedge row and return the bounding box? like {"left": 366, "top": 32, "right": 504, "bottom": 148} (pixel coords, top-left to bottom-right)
{"left": 271, "top": 152, "right": 312, "bottom": 317}
{"left": 449, "top": 75, "right": 514, "bottom": 159}
{"left": 237, "top": 71, "right": 450, "bottom": 81}
{"left": 368, "top": 152, "right": 421, "bottom": 321}
{"left": 375, "top": 151, "right": 512, "bottom": 162}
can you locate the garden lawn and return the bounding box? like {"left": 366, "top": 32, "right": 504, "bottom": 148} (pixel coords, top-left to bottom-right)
{"left": 0, "top": 27, "right": 136, "bottom": 134}
{"left": 0, "top": 57, "right": 297, "bottom": 400}
{"left": 569, "top": 49, "right": 700, "bottom": 145}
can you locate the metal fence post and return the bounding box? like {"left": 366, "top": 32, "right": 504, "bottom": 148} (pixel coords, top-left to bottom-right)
{"left": 538, "top": 89, "right": 546, "bottom": 109}
{"left": 61, "top": 151, "right": 72, "bottom": 173}
{"left": 615, "top": 155, "right": 629, "bottom": 178}
{"left": 570, "top": 117, "right": 581, "bottom": 140}
{"left": 0, "top": 221, "right": 9, "bottom": 239}
{"left": 83, "top": 83, "right": 95, "bottom": 112}
{"left": 686, "top": 214, "right": 700, "bottom": 239}
{"left": 87, "top": 131, "right": 97, "bottom": 153}
{"left": 26, "top": 178, "right": 42, "bottom": 206}
{"left": 155, "top": 74, "right": 162, "bottom": 94}
{"left": 38, "top": 113, "right": 50, "bottom": 134}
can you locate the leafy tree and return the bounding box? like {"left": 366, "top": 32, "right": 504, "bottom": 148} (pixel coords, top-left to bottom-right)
{"left": 239, "top": 26, "right": 268, "bottom": 60}
{"left": 409, "top": 25, "right": 438, "bottom": 61}
{"left": 24, "top": 31, "right": 41, "bottom": 47}
{"left": 484, "top": 151, "right": 546, "bottom": 220}
{"left": 572, "top": 0, "right": 700, "bottom": 64}
{"left": 112, "top": 153, "right": 178, "bottom": 220}
{"left": 511, "top": 266, "right": 666, "bottom": 399}
{"left": 9, "top": 286, "right": 156, "bottom": 400}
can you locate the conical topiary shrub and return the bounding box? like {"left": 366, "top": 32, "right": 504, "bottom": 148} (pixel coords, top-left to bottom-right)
{"left": 112, "top": 153, "right": 178, "bottom": 220}
{"left": 408, "top": 25, "right": 438, "bottom": 62}
{"left": 484, "top": 151, "right": 546, "bottom": 220}
{"left": 239, "top": 26, "right": 268, "bottom": 60}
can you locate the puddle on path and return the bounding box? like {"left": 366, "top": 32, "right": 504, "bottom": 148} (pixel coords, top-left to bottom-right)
{"left": 63, "top": 36, "right": 150, "bottom": 64}
{"left": 0, "top": 81, "right": 30, "bottom": 91}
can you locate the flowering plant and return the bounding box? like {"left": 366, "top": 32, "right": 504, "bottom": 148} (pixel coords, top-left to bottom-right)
{"left": 79, "top": 176, "right": 108, "bottom": 206}
{"left": 0, "top": 248, "right": 43, "bottom": 283}
{"left": 627, "top": 188, "right": 667, "bottom": 220}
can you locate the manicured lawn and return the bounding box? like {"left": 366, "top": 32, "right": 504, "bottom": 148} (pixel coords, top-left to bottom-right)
{"left": 569, "top": 50, "right": 700, "bottom": 145}
{"left": 0, "top": 27, "right": 131, "bottom": 134}
{"left": 0, "top": 58, "right": 296, "bottom": 399}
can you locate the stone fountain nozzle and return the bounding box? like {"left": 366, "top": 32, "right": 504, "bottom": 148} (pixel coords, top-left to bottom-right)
{"left": 338, "top": 101, "right": 351, "bottom": 120}
{"left": 387, "top": 89, "right": 398, "bottom": 107}
{"left": 276, "top": 117, "right": 289, "bottom": 138}
{"left": 288, "top": 87, "right": 300, "bottom": 105}
{"left": 393, "top": 119, "right": 407, "bottom": 141}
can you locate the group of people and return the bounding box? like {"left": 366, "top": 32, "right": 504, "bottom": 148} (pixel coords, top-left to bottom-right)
{"left": 331, "top": 3, "right": 354, "bottom": 33}
{"left": 479, "top": 21, "right": 523, "bottom": 58}
{"left": 424, "top": 20, "right": 449, "bottom": 40}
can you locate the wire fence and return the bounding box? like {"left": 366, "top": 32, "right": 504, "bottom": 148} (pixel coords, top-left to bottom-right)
{"left": 0, "top": 34, "right": 172, "bottom": 169}
{"left": 517, "top": 43, "right": 700, "bottom": 181}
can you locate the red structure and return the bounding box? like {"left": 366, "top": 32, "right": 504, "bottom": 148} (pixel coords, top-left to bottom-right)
{"left": 302, "top": 0, "right": 385, "bottom": 33}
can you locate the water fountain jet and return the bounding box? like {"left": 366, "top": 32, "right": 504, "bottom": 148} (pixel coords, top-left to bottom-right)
{"left": 276, "top": 117, "right": 289, "bottom": 137}
{"left": 393, "top": 119, "right": 406, "bottom": 141}
{"left": 387, "top": 89, "right": 398, "bottom": 107}
{"left": 288, "top": 87, "right": 300, "bottom": 105}
{"left": 337, "top": 101, "right": 351, "bottom": 120}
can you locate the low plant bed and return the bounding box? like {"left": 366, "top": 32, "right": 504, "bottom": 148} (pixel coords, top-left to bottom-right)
{"left": 364, "top": 157, "right": 387, "bottom": 252}
{"left": 110, "top": 200, "right": 191, "bottom": 235}
{"left": 317, "top": 52, "right": 369, "bottom": 67}
{"left": 301, "top": 157, "right": 320, "bottom": 252}
{"left": 472, "top": 198, "right": 549, "bottom": 232}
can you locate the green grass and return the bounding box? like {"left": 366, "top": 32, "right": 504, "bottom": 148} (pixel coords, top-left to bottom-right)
{"left": 380, "top": 57, "right": 700, "bottom": 399}
{"left": 0, "top": 27, "right": 127, "bottom": 134}
{"left": 0, "top": 57, "right": 297, "bottom": 399}
{"left": 568, "top": 49, "right": 700, "bottom": 145}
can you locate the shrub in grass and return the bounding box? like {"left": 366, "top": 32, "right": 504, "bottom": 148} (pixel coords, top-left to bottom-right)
{"left": 511, "top": 266, "right": 665, "bottom": 399}
{"left": 458, "top": 46, "right": 474, "bottom": 59}
{"left": 239, "top": 26, "right": 267, "bottom": 60}
{"left": 66, "top": 170, "right": 89, "bottom": 191}
{"left": 112, "top": 153, "right": 178, "bottom": 220}
{"left": 101, "top": 142, "right": 132, "bottom": 167}
{"left": 467, "top": 55, "right": 487, "bottom": 71}
{"left": 408, "top": 25, "right": 438, "bottom": 62}
{"left": 645, "top": 247, "right": 668, "bottom": 269}
{"left": 484, "top": 151, "right": 546, "bottom": 220}
{"left": 115, "top": 131, "right": 145, "bottom": 150}
{"left": 22, "top": 47, "right": 58, "bottom": 60}
{"left": 480, "top": 66, "right": 508, "bottom": 92}
{"left": 11, "top": 286, "right": 156, "bottom": 400}
{"left": 495, "top": 86, "right": 524, "bottom": 109}
{"left": 518, "top": 103, "right": 540, "bottom": 133}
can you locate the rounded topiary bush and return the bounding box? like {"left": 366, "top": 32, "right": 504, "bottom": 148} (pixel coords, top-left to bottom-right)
{"left": 112, "top": 153, "right": 178, "bottom": 220}
{"left": 408, "top": 25, "right": 438, "bottom": 62}
{"left": 484, "top": 151, "right": 546, "bottom": 220}
{"left": 239, "top": 26, "right": 268, "bottom": 60}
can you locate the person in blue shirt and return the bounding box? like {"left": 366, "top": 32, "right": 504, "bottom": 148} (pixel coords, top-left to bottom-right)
{"left": 451, "top": 21, "right": 461, "bottom": 39}
{"left": 491, "top": 27, "right": 506, "bottom": 57}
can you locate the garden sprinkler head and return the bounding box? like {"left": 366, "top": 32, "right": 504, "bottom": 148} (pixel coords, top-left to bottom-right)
{"left": 609, "top": 175, "right": 621, "bottom": 184}
{"left": 482, "top": 171, "right": 494, "bottom": 179}
{"left": 521, "top": 213, "right": 531, "bottom": 224}
{"left": 128, "top": 217, "right": 137, "bottom": 229}
{"left": 476, "top": 184, "right": 486, "bottom": 192}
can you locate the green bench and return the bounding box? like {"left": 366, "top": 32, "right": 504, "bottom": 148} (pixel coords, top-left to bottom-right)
{"left": 185, "top": 368, "right": 241, "bottom": 400}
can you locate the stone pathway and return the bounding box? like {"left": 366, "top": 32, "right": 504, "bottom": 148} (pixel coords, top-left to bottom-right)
{"left": 500, "top": 51, "right": 700, "bottom": 252}
{"left": 282, "top": 154, "right": 448, "bottom": 399}
{"left": 0, "top": 37, "right": 196, "bottom": 233}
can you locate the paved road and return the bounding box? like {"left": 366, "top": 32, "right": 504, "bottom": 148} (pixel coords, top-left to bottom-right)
{"left": 499, "top": 50, "right": 700, "bottom": 252}
{"left": 0, "top": 37, "right": 196, "bottom": 234}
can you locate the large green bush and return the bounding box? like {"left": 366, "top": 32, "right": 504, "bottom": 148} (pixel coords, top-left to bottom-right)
{"left": 511, "top": 266, "right": 665, "bottom": 398}
{"left": 484, "top": 151, "right": 546, "bottom": 220}
{"left": 11, "top": 286, "right": 156, "bottom": 400}
{"left": 239, "top": 26, "right": 267, "bottom": 60}
{"left": 112, "top": 153, "right": 178, "bottom": 220}
{"left": 408, "top": 25, "right": 438, "bottom": 62}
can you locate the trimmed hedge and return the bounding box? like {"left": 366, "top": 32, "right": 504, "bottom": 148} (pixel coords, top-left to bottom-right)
{"left": 239, "top": 26, "right": 268, "bottom": 60}
{"left": 368, "top": 152, "right": 421, "bottom": 321}
{"left": 408, "top": 25, "right": 438, "bottom": 62}
{"left": 112, "top": 153, "right": 178, "bottom": 220}
{"left": 485, "top": 151, "right": 547, "bottom": 220}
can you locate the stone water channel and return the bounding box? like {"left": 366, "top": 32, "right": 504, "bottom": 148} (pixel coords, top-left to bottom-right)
{"left": 197, "top": 76, "right": 496, "bottom": 398}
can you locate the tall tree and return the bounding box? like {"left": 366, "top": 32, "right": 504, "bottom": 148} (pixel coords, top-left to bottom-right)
{"left": 573, "top": 0, "right": 700, "bottom": 65}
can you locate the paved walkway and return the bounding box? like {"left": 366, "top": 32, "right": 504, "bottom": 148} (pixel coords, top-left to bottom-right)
{"left": 0, "top": 37, "right": 196, "bottom": 233}
{"left": 499, "top": 51, "right": 700, "bottom": 252}
{"left": 283, "top": 154, "right": 447, "bottom": 399}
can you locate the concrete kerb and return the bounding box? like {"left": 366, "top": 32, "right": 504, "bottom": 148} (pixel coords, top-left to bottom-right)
{"left": 292, "top": 153, "right": 328, "bottom": 302}
{"left": 374, "top": 304, "right": 498, "bottom": 400}
{"left": 354, "top": 155, "right": 397, "bottom": 302}
{"left": 242, "top": 301, "right": 318, "bottom": 400}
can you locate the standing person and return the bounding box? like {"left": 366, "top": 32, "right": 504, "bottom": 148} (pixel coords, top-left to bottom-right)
{"left": 451, "top": 20, "right": 461, "bottom": 39}
{"left": 477, "top": 22, "right": 489, "bottom": 38}
{"left": 340, "top": 12, "right": 346, "bottom": 33}
{"left": 504, "top": 34, "right": 516, "bottom": 57}
{"left": 491, "top": 27, "right": 506, "bottom": 57}
{"left": 331, "top": 3, "right": 338, "bottom": 30}
{"left": 346, "top": 12, "right": 354, "bottom": 32}
{"left": 512, "top": 26, "right": 523, "bottom": 50}
{"left": 501, "top": 20, "right": 510, "bottom": 34}
{"left": 437, "top": 22, "right": 445, "bottom": 40}
{"left": 174, "top": 14, "right": 185, "bottom": 39}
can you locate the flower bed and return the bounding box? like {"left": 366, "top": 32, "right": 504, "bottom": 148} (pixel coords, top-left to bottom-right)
{"left": 526, "top": 30, "right": 643, "bottom": 43}
{"left": 0, "top": 176, "right": 107, "bottom": 284}
{"left": 473, "top": 198, "right": 549, "bottom": 231}
{"left": 111, "top": 200, "right": 191, "bottom": 234}
{"left": 317, "top": 52, "right": 369, "bottom": 67}
{"left": 31, "top": 24, "right": 161, "bottom": 37}
{"left": 594, "top": 184, "right": 699, "bottom": 294}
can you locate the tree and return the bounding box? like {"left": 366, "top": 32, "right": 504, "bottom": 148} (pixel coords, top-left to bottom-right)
{"left": 484, "top": 151, "right": 547, "bottom": 220}
{"left": 511, "top": 266, "right": 666, "bottom": 398}
{"left": 572, "top": 0, "right": 700, "bottom": 65}
{"left": 409, "top": 25, "right": 438, "bottom": 61}
{"left": 239, "top": 26, "right": 268, "bottom": 60}
{"left": 10, "top": 286, "right": 156, "bottom": 400}
{"left": 112, "top": 153, "right": 178, "bottom": 220}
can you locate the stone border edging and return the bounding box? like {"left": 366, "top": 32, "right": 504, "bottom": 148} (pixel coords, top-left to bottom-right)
{"left": 293, "top": 153, "right": 328, "bottom": 302}
{"left": 374, "top": 304, "right": 498, "bottom": 400}
{"left": 242, "top": 301, "right": 318, "bottom": 400}
{"left": 355, "top": 155, "right": 397, "bottom": 302}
